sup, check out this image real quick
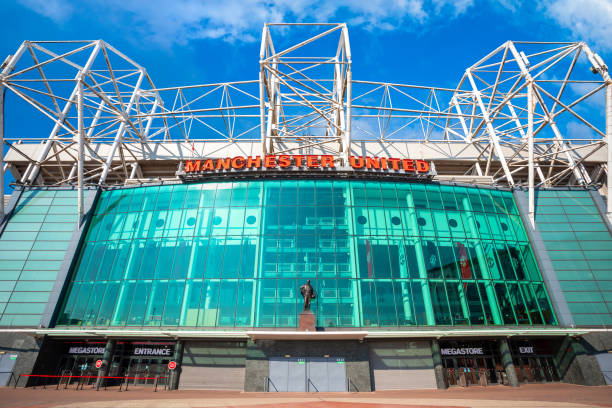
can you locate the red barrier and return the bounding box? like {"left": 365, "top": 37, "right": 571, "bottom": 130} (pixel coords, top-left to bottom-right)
{"left": 16, "top": 373, "right": 170, "bottom": 392}
{"left": 20, "top": 374, "right": 167, "bottom": 380}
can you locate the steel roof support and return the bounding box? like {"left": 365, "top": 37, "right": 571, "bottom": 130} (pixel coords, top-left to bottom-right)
{"left": 0, "top": 84, "right": 4, "bottom": 220}
{"left": 0, "top": 32, "right": 609, "bottom": 190}
{"left": 341, "top": 24, "right": 352, "bottom": 164}
{"left": 466, "top": 69, "right": 515, "bottom": 186}
{"left": 76, "top": 78, "right": 84, "bottom": 222}
{"left": 581, "top": 44, "right": 612, "bottom": 217}
{"left": 25, "top": 41, "right": 101, "bottom": 184}
{"left": 0, "top": 44, "right": 26, "bottom": 218}
{"left": 527, "top": 82, "right": 535, "bottom": 226}
{"left": 98, "top": 69, "right": 144, "bottom": 185}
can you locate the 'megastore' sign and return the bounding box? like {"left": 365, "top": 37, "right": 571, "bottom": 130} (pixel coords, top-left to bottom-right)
{"left": 440, "top": 347, "right": 484, "bottom": 356}
{"left": 181, "top": 155, "right": 432, "bottom": 175}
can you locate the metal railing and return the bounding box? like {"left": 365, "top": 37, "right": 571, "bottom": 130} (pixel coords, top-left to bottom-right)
{"left": 0, "top": 371, "right": 17, "bottom": 387}
{"left": 13, "top": 374, "right": 169, "bottom": 391}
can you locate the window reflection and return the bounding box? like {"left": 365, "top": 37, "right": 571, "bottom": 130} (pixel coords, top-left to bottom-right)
{"left": 57, "top": 181, "right": 555, "bottom": 329}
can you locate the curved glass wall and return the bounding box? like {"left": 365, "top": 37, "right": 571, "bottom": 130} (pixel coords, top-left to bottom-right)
{"left": 56, "top": 180, "right": 557, "bottom": 328}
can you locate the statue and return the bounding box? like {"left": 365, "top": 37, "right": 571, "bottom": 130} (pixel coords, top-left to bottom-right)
{"left": 300, "top": 280, "right": 316, "bottom": 312}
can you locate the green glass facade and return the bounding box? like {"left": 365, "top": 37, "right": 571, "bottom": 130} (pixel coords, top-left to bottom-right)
{"left": 535, "top": 190, "right": 612, "bottom": 326}
{"left": 56, "top": 180, "right": 556, "bottom": 329}
{"left": 0, "top": 189, "right": 79, "bottom": 326}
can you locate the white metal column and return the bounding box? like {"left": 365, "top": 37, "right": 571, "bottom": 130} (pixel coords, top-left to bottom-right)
{"left": 607, "top": 81, "right": 612, "bottom": 221}
{"left": 0, "top": 84, "right": 4, "bottom": 221}
{"left": 76, "top": 79, "right": 84, "bottom": 221}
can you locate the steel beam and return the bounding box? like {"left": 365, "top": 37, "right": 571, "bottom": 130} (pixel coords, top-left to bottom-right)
{"left": 76, "top": 79, "right": 84, "bottom": 221}
{"left": 527, "top": 82, "right": 535, "bottom": 226}
{"left": 607, "top": 81, "right": 612, "bottom": 220}
{"left": 25, "top": 41, "right": 101, "bottom": 184}
{"left": 0, "top": 84, "right": 4, "bottom": 220}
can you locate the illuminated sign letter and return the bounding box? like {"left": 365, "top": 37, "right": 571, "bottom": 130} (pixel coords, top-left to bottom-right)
{"left": 216, "top": 158, "right": 231, "bottom": 170}
{"left": 184, "top": 160, "right": 201, "bottom": 173}
{"left": 306, "top": 155, "right": 319, "bottom": 168}
{"left": 387, "top": 158, "right": 400, "bottom": 170}
{"left": 366, "top": 157, "right": 380, "bottom": 169}
{"left": 294, "top": 155, "right": 305, "bottom": 167}
{"left": 402, "top": 159, "right": 415, "bottom": 172}
{"left": 320, "top": 155, "right": 335, "bottom": 168}
{"left": 349, "top": 156, "right": 364, "bottom": 169}
{"left": 231, "top": 156, "right": 245, "bottom": 169}
{"left": 416, "top": 160, "right": 430, "bottom": 173}
{"left": 246, "top": 156, "right": 261, "bottom": 169}
{"left": 202, "top": 159, "right": 214, "bottom": 171}
{"left": 278, "top": 155, "right": 291, "bottom": 168}
{"left": 264, "top": 155, "right": 277, "bottom": 168}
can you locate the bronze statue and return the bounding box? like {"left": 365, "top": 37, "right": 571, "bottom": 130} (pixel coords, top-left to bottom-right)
{"left": 300, "top": 280, "right": 316, "bottom": 311}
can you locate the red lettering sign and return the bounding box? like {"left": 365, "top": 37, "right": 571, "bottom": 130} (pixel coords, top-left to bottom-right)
{"left": 183, "top": 155, "right": 433, "bottom": 175}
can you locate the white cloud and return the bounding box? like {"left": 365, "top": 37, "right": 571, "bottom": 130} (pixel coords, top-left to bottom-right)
{"left": 540, "top": 0, "right": 612, "bottom": 52}
{"left": 18, "top": 0, "right": 612, "bottom": 52}
{"left": 568, "top": 82, "right": 606, "bottom": 109}
{"left": 18, "top": 0, "right": 74, "bottom": 22}
{"left": 16, "top": 0, "right": 464, "bottom": 46}
{"left": 565, "top": 120, "right": 596, "bottom": 139}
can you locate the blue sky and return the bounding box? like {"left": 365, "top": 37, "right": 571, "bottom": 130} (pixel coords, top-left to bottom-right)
{"left": 1, "top": 0, "right": 611, "bottom": 194}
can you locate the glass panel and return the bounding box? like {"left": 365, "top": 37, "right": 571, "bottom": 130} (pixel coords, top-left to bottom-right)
{"left": 51, "top": 181, "right": 556, "bottom": 331}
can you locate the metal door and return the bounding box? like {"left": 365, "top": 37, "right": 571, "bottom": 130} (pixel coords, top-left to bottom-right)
{"left": 289, "top": 358, "right": 307, "bottom": 391}
{"left": 269, "top": 357, "right": 306, "bottom": 392}
{"left": 324, "top": 357, "right": 346, "bottom": 391}
{"left": 269, "top": 357, "right": 345, "bottom": 392}
{"left": 307, "top": 357, "right": 326, "bottom": 392}
{"left": 307, "top": 357, "right": 346, "bottom": 392}
{"left": 0, "top": 354, "right": 17, "bottom": 386}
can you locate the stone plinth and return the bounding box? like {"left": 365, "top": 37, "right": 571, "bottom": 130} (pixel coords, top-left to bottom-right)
{"left": 298, "top": 311, "right": 315, "bottom": 331}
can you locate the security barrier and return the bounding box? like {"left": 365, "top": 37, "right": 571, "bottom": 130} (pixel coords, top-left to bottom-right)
{"left": 14, "top": 374, "right": 169, "bottom": 391}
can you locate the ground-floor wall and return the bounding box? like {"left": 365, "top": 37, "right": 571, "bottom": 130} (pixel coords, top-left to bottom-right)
{"left": 369, "top": 340, "right": 436, "bottom": 390}
{"left": 180, "top": 340, "right": 246, "bottom": 390}
{"left": 0, "top": 333, "right": 42, "bottom": 386}
{"left": 4, "top": 334, "right": 612, "bottom": 390}
{"left": 555, "top": 332, "right": 612, "bottom": 386}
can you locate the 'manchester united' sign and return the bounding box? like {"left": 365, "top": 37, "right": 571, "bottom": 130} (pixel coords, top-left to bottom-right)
{"left": 182, "top": 155, "right": 432, "bottom": 175}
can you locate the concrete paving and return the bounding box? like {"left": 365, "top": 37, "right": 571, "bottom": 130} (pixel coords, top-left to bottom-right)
{"left": 0, "top": 384, "right": 611, "bottom": 408}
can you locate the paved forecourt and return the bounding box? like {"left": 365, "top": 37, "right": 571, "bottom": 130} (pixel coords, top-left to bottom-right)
{"left": 1, "top": 384, "right": 612, "bottom": 408}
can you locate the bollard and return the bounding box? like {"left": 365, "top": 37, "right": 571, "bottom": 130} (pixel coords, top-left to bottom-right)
{"left": 154, "top": 376, "right": 158, "bottom": 392}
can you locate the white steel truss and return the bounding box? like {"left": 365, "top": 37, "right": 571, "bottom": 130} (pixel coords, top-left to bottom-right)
{"left": 0, "top": 24, "right": 610, "bottom": 221}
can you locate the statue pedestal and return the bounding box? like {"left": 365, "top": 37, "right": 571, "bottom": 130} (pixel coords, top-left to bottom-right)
{"left": 298, "top": 310, "right": 315, "bottom": 331}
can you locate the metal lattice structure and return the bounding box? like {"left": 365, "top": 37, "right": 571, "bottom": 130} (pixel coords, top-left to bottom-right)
{"left": 0, "top": 23, "right": 611, "bottom": 223}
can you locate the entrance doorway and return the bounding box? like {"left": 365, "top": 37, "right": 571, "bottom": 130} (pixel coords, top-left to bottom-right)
{"left": 268, "top": 357, "right": 346, "bottom": 392}
{"left": 440, "top": 340, "right": 502, "bottom": 387}
{"left": 511, "top": 339, "right": 560, "bottom": 383}
{"left": 442, "top": 355, "right": 500, "bottom": 387}
{"left": 54, "top": 341, "right": 174, "bottom": 387}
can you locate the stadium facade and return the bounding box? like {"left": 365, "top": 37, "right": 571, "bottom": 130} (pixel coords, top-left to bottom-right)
{"left": 0, "top": 24, "right": 611, "bottom": 391}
